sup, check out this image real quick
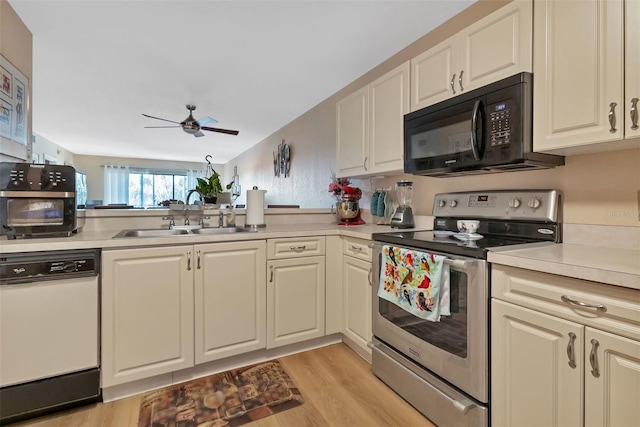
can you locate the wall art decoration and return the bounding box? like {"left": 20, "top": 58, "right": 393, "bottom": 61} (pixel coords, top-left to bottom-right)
{"left": 0, "top": 55, "right": 29, "bottom": 146}
{"left": 273, "top": 139, "right": 291, "bottom": 177}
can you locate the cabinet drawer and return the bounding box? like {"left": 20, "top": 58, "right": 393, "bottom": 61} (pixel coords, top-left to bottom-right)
{"left": 343, "top": 237, "right": 372, "bottom": 261}
{"left": 492, "top": 265, "right": 640, "bottom": 341}
{"left": 267, "top": 236, "right": 325, "bottom": 259}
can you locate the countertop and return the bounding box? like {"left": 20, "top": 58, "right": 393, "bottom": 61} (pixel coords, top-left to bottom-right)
{"left": 0, "top": 223, "right": 400, "bottom": 254}
{"left": 488, "top": 243, "right": 640, "bottom": 290}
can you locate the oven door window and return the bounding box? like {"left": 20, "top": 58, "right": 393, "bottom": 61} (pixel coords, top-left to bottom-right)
{"left": 379, "top": 268, "right": 468, "bottom": 357}
{"left": 7, "top": 198, "right": 65, "bottom": 226}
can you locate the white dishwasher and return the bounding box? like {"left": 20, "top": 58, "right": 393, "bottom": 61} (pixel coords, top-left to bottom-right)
{"left": 0, "top": 249, "right": 101, "bottom": 424}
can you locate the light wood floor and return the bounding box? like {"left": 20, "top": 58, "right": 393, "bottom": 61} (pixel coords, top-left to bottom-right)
{"left": 11, "top": 343, "right": 434, "bottom": 427}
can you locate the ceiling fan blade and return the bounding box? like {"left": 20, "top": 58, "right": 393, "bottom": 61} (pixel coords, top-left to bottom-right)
{"left": 193, "top": 131, "right": 205, "bottom": 138}
{"left": 142, "top": 113, "right": 181, "bottom": 124}
{"left": 144, "top": 125, "right": 181, "bottom": 128}
{"left": 201, "top": 126, "right": 239, "bottom": 136}
{"left": 197, "top": 116, "right": 218, "bottom": 126}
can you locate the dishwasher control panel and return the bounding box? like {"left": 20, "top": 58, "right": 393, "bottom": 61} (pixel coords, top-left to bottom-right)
{"left": 0, "top": 249, "right": 99, "bottom": 283}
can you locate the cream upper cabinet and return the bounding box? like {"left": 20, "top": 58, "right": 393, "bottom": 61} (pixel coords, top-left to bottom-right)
{"left": 625, "top": 0, "right": 640, "bottom": 140}
{"left": 101, "top": 246, "right": 194, "bottom": 387}
{"left": 194, "top": 240, "right": 266, "bottom": 364}
{"left": 336, "top": 86, "right": 368, "bottom": 177}
{"left": 336, "top": 61, "right": 409, "bottom": 178}
{"left": 411, "top": 0, "right": 532, "bottom": 111}
{"left": 533, "top": 0, "right": 639, "bottom": 154}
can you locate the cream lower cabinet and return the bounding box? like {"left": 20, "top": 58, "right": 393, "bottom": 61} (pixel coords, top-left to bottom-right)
{"left": 102, "top": 240, "right": 266, "bottom": 387}
{"left": 266, "top": 237, "right": 326, "bottom": 348}
{"left": 491, "top": 265, "right": 640, "bottom": 427}
{"left": 194, "top": 240, "right": 266, "bottom": 364}
{"left": 533, "top": 0, "right": 640, "bottom": 154}
{"left": 101, "top": 246, "right": 195, "bottom": 387}
{"left": 341, "top": 237, "right": 373, "bottom": 362}
{"left": 411, "top": 0, "right": 532, "bottom": 111}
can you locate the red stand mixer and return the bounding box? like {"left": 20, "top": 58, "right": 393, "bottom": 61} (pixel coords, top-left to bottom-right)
{"left": 336, "top": 192, "right": 365, "bottom": 226}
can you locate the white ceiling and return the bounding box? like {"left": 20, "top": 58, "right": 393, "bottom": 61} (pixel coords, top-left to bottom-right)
{"left": 9, "top": 0, "right": 473, "bottom": 164}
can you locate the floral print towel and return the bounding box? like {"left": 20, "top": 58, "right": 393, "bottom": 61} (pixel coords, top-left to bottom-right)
{"left": 378, "top": 245, "right": 450, "bottom": 322}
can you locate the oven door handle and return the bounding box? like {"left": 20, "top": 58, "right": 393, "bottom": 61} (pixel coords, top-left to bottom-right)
{"left": 443, "top": 258, "right": 468, "bottom": 269}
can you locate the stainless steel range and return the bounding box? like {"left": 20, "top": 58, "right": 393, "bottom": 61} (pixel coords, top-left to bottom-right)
{"left": 371, "top": 189, "right": 561, "bottom": 427}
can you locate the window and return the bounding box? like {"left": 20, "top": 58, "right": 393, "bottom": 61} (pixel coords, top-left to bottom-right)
{"left": 104, "top": 167, "right": 201, "bottom": 207}
{"left": 128, "top": 172, "right": 188, "bottom": 207}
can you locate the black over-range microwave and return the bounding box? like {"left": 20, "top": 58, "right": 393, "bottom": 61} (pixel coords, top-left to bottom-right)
{"left": 404, "top": 72, "right": 564, "bottom": 177}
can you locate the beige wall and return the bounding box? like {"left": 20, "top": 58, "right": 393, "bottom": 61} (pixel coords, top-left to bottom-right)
{"left": 0, "top": 0, "right": 33, "bottom": 161}
{"left": 226, "top": 0, "right": 640, "bottom": 227}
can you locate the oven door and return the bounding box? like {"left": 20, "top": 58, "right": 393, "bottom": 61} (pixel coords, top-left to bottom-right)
{"left": 371, "top": 242, "right": 488, "bottom": 403}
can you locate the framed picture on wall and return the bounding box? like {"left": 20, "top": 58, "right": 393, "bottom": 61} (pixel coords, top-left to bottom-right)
{"left": 0, "top": 98, "right": 12, "bottom": 139}
{"left": 0, "top": 54, "right": 29, "bottom": 146}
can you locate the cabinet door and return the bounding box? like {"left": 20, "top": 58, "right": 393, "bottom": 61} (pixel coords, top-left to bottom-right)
{"left": 491, "top": 299, "right": 583, "bottom": 427}
{"left": 342, "top": 255, "right": 372, "bottom": 361}
{"left": 194, "top": 240, "right": 266, "bottom": 364}
{"left": 336, "top": 86, "right": 368, "bottom": 177}
{"left": 585, "top": 327, "right": 640, "bottom": 427}
{"left": 267, "top": 256, "right": 325, "bottom": 348}
{"left": 626, "top": 0, "right": 640, "bottom": 140}
{"left": 533, "top": 0, "right": 625, "bottom": 153}
{"left": 101, "top": 247, "right": 194, "bottom": 387}
{"left": 410, "top": 36, "right": 458, "bottom": 111}
{"left": 458, "top": 0, "right": 532, "bottom": 92}
{"left": 369, "top": 61, "right": 409, "bottom": 174}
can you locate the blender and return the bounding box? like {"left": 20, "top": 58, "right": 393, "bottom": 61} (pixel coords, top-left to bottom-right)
{"left": 390, "top": 180, "right": 414, "bottom": 228}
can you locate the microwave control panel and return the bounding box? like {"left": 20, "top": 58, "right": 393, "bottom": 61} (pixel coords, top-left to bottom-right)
{"left": 0, "top": 163, "right": 75, "bottom": 192}
{"left": 489, "top": 102, "right": 511, "bottom": 146}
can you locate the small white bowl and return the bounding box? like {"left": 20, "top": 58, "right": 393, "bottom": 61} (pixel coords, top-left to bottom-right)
{"left": 457, "top": 220, "right": 480, "bottom": 233}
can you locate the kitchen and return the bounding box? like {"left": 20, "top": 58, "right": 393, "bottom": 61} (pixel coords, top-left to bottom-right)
{"left": 1, "top": 0, "right": 639, "bottom": 426}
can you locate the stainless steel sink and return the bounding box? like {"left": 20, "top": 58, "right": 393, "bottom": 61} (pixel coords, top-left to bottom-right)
{"left": 113, "top": 229, "right": 191, "bottom": 238}
{"left": 113, "top": 227, "right": 255, "bottom": 238}
{"left": 190, "top": 227, "right": 255, "bottom": 235}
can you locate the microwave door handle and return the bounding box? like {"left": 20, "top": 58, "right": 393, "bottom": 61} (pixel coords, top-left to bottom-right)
{"left": 470, "top": 100, "right": 482, "bottom": 161}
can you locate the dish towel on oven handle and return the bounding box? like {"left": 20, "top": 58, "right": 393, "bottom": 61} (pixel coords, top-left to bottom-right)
{"left": 378, "top": 245, "right": 450, "bottom": 322}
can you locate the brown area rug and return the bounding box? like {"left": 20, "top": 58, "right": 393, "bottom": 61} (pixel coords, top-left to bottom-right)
{"left": 137, "top": 360, "right": 303, "bottom": 427}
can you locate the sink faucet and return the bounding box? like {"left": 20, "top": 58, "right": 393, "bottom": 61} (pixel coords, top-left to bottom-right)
{"left": 186, "top": 189, "right": 204, "bottom": 205}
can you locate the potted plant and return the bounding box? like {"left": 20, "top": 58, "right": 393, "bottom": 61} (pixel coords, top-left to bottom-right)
{"left": 195, "top": 169, "right": 233, "bottom": 204}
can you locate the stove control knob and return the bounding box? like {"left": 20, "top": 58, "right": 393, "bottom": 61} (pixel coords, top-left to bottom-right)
{"left": 508, "top": 198, "right": 521, "bottom": 208}
{"left": 449, "top": 199, "right": 458, "bottom": 208}
{"left": 438, "top": 200, "right": 446, "bottom": 208}
{"left": 528, "top": 198, "right": 541, "bottom": 209}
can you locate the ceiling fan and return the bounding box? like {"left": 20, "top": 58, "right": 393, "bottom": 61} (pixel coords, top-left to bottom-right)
{"left": 142, "top": 105, "right": 239, "bottom": 138}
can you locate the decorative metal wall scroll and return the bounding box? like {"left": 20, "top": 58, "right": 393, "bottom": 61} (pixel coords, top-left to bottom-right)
{"left": 273, "top": 139, "right": 291, "bottom": 177}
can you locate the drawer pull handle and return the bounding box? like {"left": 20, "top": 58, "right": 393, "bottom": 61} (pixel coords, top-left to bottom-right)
{"left": 196, "top": 250, "right": 201, "bottom": 269}
{"left": 290, "top": 245, "right": 306, "bottom": 252}
{"left": 631, "top": 97, "right": 639, "bottom": 130}
{"left": 187, "top": 251, "right": 192, "bottom": 271}
{"left": 566, "top": 332, "right": 577, "bottom": 368}
{"left": 589, "top": 339, "right": 600, "bottom": 378}
{"left": 561, "top": 295, "right": 607, "bottom": 312}
{"left": 351, "top": 245, "right": 363, "bottom": 252}
{"left": 269, "top": 265, "right": 274, "bottom": 283}
{"left": 458, "top": 70, "right": 464, "bottom": 92}
{"left": 368, "top": 268, "right": 373, "bottom": 286}
{"left": 450, "top": 73, "right": 456, "bottom": 94}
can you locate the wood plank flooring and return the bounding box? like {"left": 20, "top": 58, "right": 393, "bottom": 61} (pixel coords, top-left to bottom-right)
{"left": 10, "top": 343, "right": 434, "bottom": 427}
